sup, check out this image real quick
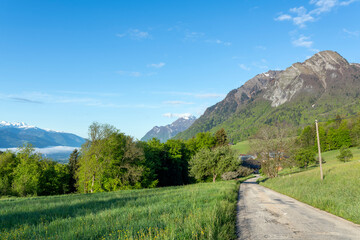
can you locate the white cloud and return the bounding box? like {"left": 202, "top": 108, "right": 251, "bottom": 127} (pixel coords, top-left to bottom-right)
{"left": 275, "top": 0, "right": 358, "bottom": 27}
{"left": 293, "top": 14, "right": 314, "bottom": 27}
{"left": 116, "top": 29, "right": 150, "bottom": 40}
{"left": 309, "top": 0, "right": 337, "bottom": 14}
{"left": 162, "top": 113, "right": 193, "bottom": 119}
{"left": 343, "top": 28, "right": 360, "bottom": 37}
{"left": 292, "top": 35, "right": 313, "bottom": 48}
{"left": 163, "top": 100, "right": 194, "bottom": 105}
{"left": 239, "top": 64, "right": 251, "bottom": 71}
{"left": 290, "top": 6, "right": 314, "bottom": 27}
{"left": 275, "top": 14, "right": 292, "bottom": 21}
{"left": 340, "top": 0, "right": 359, "bottom": 5}
{"left": 147, "top": 62, "right": 166, "bottom": 68}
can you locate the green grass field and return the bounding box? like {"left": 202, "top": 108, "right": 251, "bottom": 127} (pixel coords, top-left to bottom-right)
{"left": 260, "top": 147, "right": 360, "bottom": 224}
{"left": 0, "top": 177, "right": 251, "bottom": 240}
{"left": 231, "top": 140, "right": 250, "bottom": 155}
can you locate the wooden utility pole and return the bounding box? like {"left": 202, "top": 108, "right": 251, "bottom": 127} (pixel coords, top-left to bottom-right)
{"left": 315, "top": 120, "right": 324, "bottom": 180}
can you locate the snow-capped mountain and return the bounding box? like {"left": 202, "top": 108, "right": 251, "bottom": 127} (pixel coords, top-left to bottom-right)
{"left": 0, "top": 121, "right": 36, "bottom": 129}
{"left": 0, "top": 121, "right": 86, "bottom": 148}
{"left": 141, "top": 116, "right": 197, "bottom": 143}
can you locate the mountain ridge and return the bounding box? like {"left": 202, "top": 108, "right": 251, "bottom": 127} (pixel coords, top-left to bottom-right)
{"left": 176, "top": 50, "right": 360, "bottom": 142}
{"left": 0, "top": 121, "right": 86, "bottom": 148}
{"left": 141, "top": 116, "right": 196, "bottom": 142}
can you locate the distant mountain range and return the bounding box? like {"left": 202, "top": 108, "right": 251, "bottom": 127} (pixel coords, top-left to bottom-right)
{"left": 141, "top": 116, "right": 196, "bottom": 142}
{"left": 0, "top": 121, "right": 86, "bottom": 148}
{"left": 176, "top": 50, "right": 360, "bottom": 142}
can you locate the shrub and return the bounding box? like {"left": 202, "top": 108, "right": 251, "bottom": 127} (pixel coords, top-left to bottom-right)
{"left": 294, "top": 148, "right": 316, "bottom": 168}
{"left": 337, "top": 146, "right": 353, "bottom": 162}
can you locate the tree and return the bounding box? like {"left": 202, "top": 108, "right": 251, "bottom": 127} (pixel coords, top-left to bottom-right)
{"left": 68, "top": 149, "right": 80, "bottom": 192}
{"left": 76, "top": 122, "right": 119, "bottom": 193}
{"left": 0, "top": 151, "right": 18, "bottom": 196}
{"left": 186, "top": 132, "right": 216, "bottom": 154}
{"left": 250, "top": 124, "right": 294, "bottom": 178}
{"left": 38, "top": 159, "right": 70, "bottom": 196}
{"left": 298, "top": 125, "right": 316, "bottom": 148}
{"left": 214, "top": 128, "right": 228, "bottom": 147}
{"left": 163, "top": 139, "right": 191, "bottom": 186}
{"left": 140, "top": 138, "right": 164, "bottom": 187}
{"left": 76, "top": 123, "right": 145, "bottom": 193}
{"left": 189, "top": 146, "right": 238, "bottom": 183}
{"left": 350, "top": 118, "right": 360, "bottom": 146}
{"left": 337, "top": 146, "right": 353, "bottom": 162}
{"left": 12, "top": 144, "right": 42, "bottom": 196}
{"left": 293, "top": 148, "right": 316, "bottom": 168}
{"left": 349, "top": 114, "right": 360, "bottom": 146}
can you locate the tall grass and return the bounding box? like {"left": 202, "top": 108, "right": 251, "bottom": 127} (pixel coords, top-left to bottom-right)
{"left": 260, "top": 147, "right": 360, "bottom": 224}
{"left": 0, "top": 178, "right": 248, "bottom": 240}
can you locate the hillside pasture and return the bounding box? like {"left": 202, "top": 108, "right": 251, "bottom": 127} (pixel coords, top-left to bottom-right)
{"left": 231, "top": 140, "right": 250, "bottom": 155}
{"left": 260, "top": 147, "right": 360, "bottom": 224}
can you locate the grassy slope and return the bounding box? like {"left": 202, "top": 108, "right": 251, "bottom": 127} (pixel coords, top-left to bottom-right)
{"left": 231, "top": 140, "right": 250, "bottom": 155}
{"left": 260, "top": 147, "right": 360, "bottom": 224}
{"left": 0, "top": 177, "right": 251, "bottom": 240}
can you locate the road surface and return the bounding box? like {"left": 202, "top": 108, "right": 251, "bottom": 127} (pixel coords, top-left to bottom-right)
{"left": 237, "top": 176, "right": 360, "bottom": 240}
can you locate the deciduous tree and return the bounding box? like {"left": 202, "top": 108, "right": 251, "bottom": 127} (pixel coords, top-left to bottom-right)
{"left": 189, "top": 146, "right": 238, "bottom": 182}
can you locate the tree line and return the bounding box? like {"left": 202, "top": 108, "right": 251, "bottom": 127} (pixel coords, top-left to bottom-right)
{"left": 0, "top": 124, "right": 244, "bottom": 197}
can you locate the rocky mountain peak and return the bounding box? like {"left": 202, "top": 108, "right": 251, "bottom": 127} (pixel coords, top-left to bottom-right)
{"left": 306, "top": 50, "right": 348, "bottom": 68}
{"left": 262, "top": 51, "right": 352, "bottom": 107}
{"left": 299, "top": 50, "right": 349, "bottom": 78}
{"left": 141, "top": 116, "right": 197, "bottom": 142}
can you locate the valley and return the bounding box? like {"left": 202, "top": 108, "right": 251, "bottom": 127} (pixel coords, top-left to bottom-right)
{"left": 3, "top": 1, "right": 360, "bottom": 239}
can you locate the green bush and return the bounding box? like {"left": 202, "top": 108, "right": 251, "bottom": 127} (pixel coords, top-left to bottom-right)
{"left": 337, "top": 146, "right": 353, "bottom": 162}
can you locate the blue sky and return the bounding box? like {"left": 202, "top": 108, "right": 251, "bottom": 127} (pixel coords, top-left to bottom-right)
{"left": 1, "top": 0, "right": 360, "bottom": 140}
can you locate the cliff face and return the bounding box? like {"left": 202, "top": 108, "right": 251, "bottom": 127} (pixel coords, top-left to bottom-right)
{"left": 176, "top": 51, "right": 360, "bottom": 142}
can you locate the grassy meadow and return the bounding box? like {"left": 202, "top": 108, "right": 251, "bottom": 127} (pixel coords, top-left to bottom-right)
{"left": 231, "top": 140, "right": 250, "bottom": 155}
{"left": 260, "top": 147, "right": 360, "bottom": 224}
{"left": 0, "top": 177, "right": 251, "bottom": 240}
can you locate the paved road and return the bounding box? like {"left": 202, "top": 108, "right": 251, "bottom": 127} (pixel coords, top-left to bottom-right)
{"left": 237, "top": 176, "right": 360, "bottom": 240}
